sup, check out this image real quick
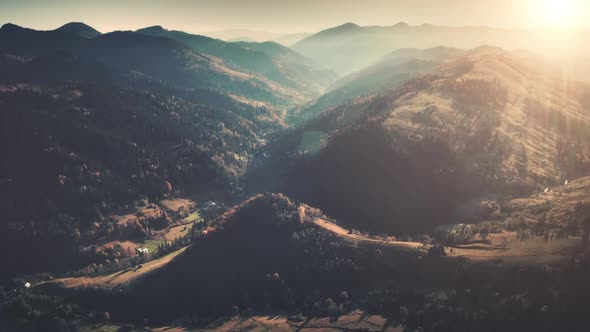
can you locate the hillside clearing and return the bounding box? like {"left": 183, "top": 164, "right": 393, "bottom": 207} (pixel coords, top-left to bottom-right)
{"left": 56, "top": 246, "right": 188, "bottom": 289}
{"left": 312, "top": 218, "right": 423, "bottom": 252}
{"left": 313, "top": 218, "right": 580, "bottom": 265}
{"left": 450, "top": 231, "right": 581, "bottom": 264}
{"left": 148, "top": 311, "right": 402, "bottom": 332}
{"left": 159, "top": 198, "right": 195, "bottom": 213}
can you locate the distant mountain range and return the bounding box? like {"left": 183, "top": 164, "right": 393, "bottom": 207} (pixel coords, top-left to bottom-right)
{"left": 293, "top": 22, "right": 590, "bottom": 76}
{"left": 0, "top": 22, "right": 336, "bottom": 109}
{"left": 204, "top": 29, "right": 311, "bottom": 46}
{"left": 135, "top": 25, "right": 337, "bottom": 97}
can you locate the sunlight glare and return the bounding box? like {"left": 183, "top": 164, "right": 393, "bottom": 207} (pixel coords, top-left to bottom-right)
{"left": 533, "top": 0, "right": 585, "bottom": 28}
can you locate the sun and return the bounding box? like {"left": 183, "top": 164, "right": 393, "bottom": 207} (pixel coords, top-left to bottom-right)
{"left": 534, "top": 0, "right": 584, "bottom": 28}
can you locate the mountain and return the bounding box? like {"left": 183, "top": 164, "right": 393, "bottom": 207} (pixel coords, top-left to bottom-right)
{"left": 293, "top": 22, "right": 590, "bottom": 77}
{"left": 0, "top": 79, "right": 286, "bottom": 273}
{"left": 293, "top": 23, "right": 384, "bottom": 75}
{"left": 0, "top": 23, "right": 338, "bottom": 274}
{"left": 249, "top": 47, "right": 590, "bottom": 234}
{"left": 304, "top": 22, "right": 368, "bottom": 40}
{"left": 136, "top": 25, "right": 338, "bottom": 96}
{"left": 37, "top": 188, "right": 590, "bottom": 331}
{"left": 52, "top": 193, "right": 422, "bottom": 322}
{"left": 204, "top": 29, "right": 311, "bottom": 46}
{"left": 55, "top": 22, "right": 101, "bottom": 38}
{"left": 0, "top": 23, "right": 324, "bottom": 109}
{"left": 291, "top": 47, "right": 464, "bottom": 123}
{"left": 0, "top": 23, "right": 88, "bottom": 56}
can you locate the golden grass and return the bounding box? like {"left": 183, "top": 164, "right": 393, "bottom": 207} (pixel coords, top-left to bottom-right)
{"left": 312, "top": 218, "right": 424, "bottom": 252}
{"left": 162, "top": 223, "right": 193, "bottom": 241}
{"left": 383, "top": 48, "right": 590, "bottom": 182}
{"left": 57, "top": 246, "right": 188, "bottom": 289}
{"left": 451, "top": 231, "right": 581, "bottom": 264}
{"left": 159, "top": 198, "right": 195, "bottom": 212}
{"left": 313, "top": 217, "right": 580, "bottom": 265}
{"left": 191, "top": 310, "right": 402, "bottom": 332}
{"left": 182, "top": 211, "right": 201, "bottom": 223}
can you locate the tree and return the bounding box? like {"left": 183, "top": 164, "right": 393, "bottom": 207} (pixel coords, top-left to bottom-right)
{"left": 427, "top": 244, "right": 447, "bottom": 258}
{"left": 339, "top": 290, "right": 349, "bottom": 302}
{"left": 575, "top": 201, "right": 590, "bottom": 247}
{"left": 399, "top": 306, "right": 409, "bottom": 323}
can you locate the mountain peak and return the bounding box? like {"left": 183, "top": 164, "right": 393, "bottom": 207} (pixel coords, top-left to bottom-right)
{"left": 339, "top": 22, "right": 361, "bottom": 29}
{"left": 393, "top": 22, "right": 409, "bottom": 28}
{"left": 55, "top": 22, "right": 101, "bottom": 38}
{"left": 327, "top": 22, "right": 366, "bottom": 33}
{"left": 0, "top": 23, "right": 24, "bottom": 32}
{"left": 299, "top": 22, "right": 367, "bottom": 44}
{"left": 136, "top": 25, "right": 167, "bottom": 34}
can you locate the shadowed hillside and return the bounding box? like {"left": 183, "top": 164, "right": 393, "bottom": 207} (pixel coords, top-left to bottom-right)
{"left": 0, "top": 23, "right": 324, "bottom": 109}
{"left": 0, "top": 22, "right": 340, "bottom": 275}
{"left": 0, "top": 81, "right": 283, "bottom": 273}
{"left": 35, "top": 192, "right": 590, "bottom": 332}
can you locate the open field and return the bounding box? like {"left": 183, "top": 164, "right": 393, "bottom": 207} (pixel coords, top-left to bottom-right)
{"left": 148, "top": 311, "right": 402, "bottom": 332}
{"left": 313, "top": 217, "right": 581, "bottom": 265}
{"left": 161, "top": 223, "right": 193, "bottom": 241}
{"left": 204, "top": 314, "right": 401, "bottom": 332}
{"left": 182, "top": 211, "right": 202, "bottom": 223}
{"left": 55, "top": 246, "right": 188, "bottom": 289}
{"left": 313, "top": 218, "right": 424, "bottom": 252}
{"left": 159, "top": 199, "right": 195, "bottom": 213}
{"left": 78, "top": 325, "right": 122, "bottom": 332}
{"left": 141, "top": 239, "right": 164, "bottom": 255}
{"left": 134, "top": 224, "right": 191, "bottom": 256}
{"left": 510, "top": 176, "right": 590, "bottom": 211}
{"left": 78, "top": 311, "right": 402, "bottom": 332}
{"left": 450, "top": 231, "right": 581, "bottom": 264}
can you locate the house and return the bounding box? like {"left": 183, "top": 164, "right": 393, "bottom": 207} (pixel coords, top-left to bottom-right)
{"left": 136, "top": 247, "right": 149, "bottom": 255}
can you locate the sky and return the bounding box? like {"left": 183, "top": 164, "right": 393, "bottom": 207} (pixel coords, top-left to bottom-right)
{"left": 0, "top": 0, "right": 589, "bottom": 34}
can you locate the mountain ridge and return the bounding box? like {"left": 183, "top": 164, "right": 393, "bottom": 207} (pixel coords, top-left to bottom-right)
{"left": 55, "top": 22, "right": 101, "bottom": 38}
{"left": 293, "top": 22, "right": 590, "bottom": 77}
{"left": 135, "top": 24, "right": 338, "bottom": 97}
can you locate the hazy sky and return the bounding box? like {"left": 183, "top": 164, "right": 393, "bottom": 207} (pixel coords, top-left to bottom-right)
{"left": 1, "top": 0, "right": 589, "bottom": 34}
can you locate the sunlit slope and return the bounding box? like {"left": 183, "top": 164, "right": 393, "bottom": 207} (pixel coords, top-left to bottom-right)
{"left": 381, "top": 47, "right": 590, "bottom": 181}
{"left": 253, "top": 47, "right": 590, "bottom": 233}
{"left": 291, "top": 47, "right": 464, "bottom": 123}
